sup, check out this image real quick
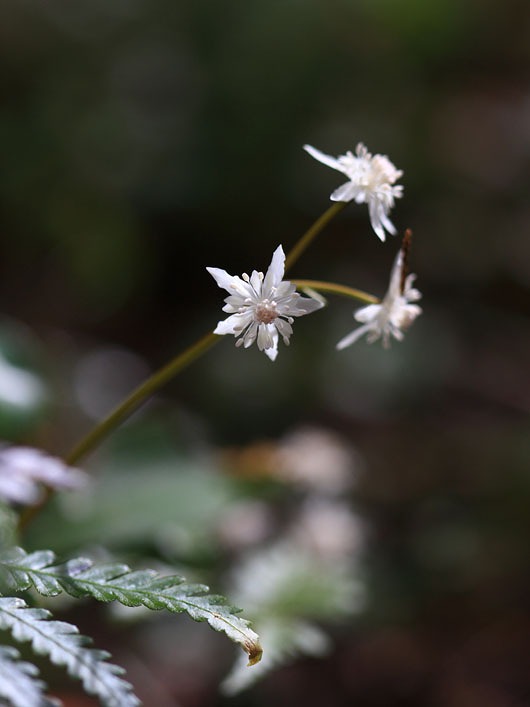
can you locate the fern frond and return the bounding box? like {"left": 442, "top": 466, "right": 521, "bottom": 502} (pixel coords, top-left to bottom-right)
{"left": 0, "top": 597, "right": 140, "bottom": 707}
{"left": 0, "top": 645, "right": 57, "bottom": 707}
{"left": 0, "top": 547, "right": 262, "bottom": 666}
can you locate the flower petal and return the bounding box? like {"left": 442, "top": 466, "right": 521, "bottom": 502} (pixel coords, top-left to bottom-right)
{"left": 256, "top": 322, "right": 276, "bottom": 351}
{"left": 330, "top": 181, "right": 361, "bottom": 203}
{"left": 354, "top": 304, "right": 381, "bottom": 323}
{"left": 206, "top": 267, "right": 235, "bottom": 292}
{"left": 386, "top": 250, "right": 404, "bottom": 299}
{"left": 274, "top": 317, "right": 293, "bottom": 343}
{"left": 249, "top": 270, "right": 262, "bottom": 294}
{"left": 207, "top": 268, "right": 255, "bottom": 298}
{"left": 263, "top": 329, "right": 279, "bottom": 361}
{"left": 303, "top": 144, "right": 343, "bottom": 172}
{"left": 263, "top": 245, "right": 285, "bottom": 293}
{"left": 213, "top": 313, "right": 252, "bottom": 336}
{"left": 336, "top": 323, "right": 372, "bottom": 350}
{"left": 290, "top": 295, "right": 324, "bottom": 316}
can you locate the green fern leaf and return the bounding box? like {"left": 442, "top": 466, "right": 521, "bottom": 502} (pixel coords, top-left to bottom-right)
{"left": 0, "top": 645, "right": 57, "bottom": 707}
{"left": 0, "top": 547, "right": 262, "bottom": 666}
{"left": 0, "top": 597, "right": 140, "bottom": 707}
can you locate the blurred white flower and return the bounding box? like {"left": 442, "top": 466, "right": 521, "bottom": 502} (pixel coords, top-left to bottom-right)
{"left": 304, "top": 142, "right": 403, "bottom": 241}
{"left": 207, "top": 245, "right": 323, "bottom": 361}
{"left": 0, "top": 446, "right": 88, "bottom": 505}
{"left": 222, "top": 537, "right": 364, "bottom": 694}
{"left": 0, "top": 351, "right": 46, "bottom": 410}
{"left": 337, "top": 243, "right": 422, "bottom": 350}
{"left": 275, "top": 426, "right": 359, "bottom": 494}
{"left": 216, "top": 500, "right": 274, "bottom": 550}
{"left": 290, "top": 498, "right": 366, "bottom": 559}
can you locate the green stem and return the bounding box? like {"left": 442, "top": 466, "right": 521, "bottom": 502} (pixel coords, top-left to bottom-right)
{"left": 63, "top": 202, "right": 346, "bottom": 467}
{"left": 18, "top": 332, "right": 219, "bottom": 531}
{"left": 66, "top": 332, "right": 219, "bottom": 466}
{"left": 19, "top": 202, "right": 347, "bottom": 533}
{"left": 284, "top": 202, "right": 346, "bottom": 271}
{"left": 292, "top": 279, "right": 379, "bottom": 305}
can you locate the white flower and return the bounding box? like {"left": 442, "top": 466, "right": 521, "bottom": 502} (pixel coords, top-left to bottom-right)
{"left": 207, "top": 245, "right": 323, "bottom": 361}
{"left": 304, "top": 142, "right": 403, "bottom": 241}
{"left": 275, "top": 426, "right": 359, "bottom": 494}
{"left": 336, "top": 246, "right": 422, "bottom": 350}
{"left": 0, "top": 351, "right": 46, "bottom": 410}
{"left": 0, "top": 446, "right": 88, "bottom": 506}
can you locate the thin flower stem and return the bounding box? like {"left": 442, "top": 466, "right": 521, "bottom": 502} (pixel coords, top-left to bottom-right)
{"left": 19, "top": 203, "right": 346, "bottom": 533}
{"left": 18, "top": 332, "right": 219, "bottom": 531}
{"left": 65, "top": 332, "right": 220, "bottom": 466}
{"left": 62, "top": 204, "right": 346, "bottom": 467}
{"left": 284, "top": 202, "right": 347, "bottom": 271}
{"left": 292, "top": 279, "right": 379, "bottom": 305}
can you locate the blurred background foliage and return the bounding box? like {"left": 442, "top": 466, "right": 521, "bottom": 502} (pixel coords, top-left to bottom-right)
{"left": 0, "top": 0, "right": 529, "bottom": 705}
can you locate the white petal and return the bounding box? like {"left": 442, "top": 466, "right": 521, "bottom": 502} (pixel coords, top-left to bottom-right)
{"left": 264, "top": 330, "right": 279, "bottom": 361}
{"left": 354, "top": 304, "right": 381, "bottom": 323}
{"left": 213, "top": 313, "right": 251, "bottom": 336}
{"left": 206, "top": 267, "right": 236, "bottom": 292}
{"left": 263, "top": 245, "right": 285, "bottom": 293}
{"left": 249, "top": 270, "right": 262, "bottom": 294}
{"left": 274, "top": 317, "right": 293, "bottom": 343}
{"left": 303, "top": 144, "right": 343, "bottom": 172}
{"left": 404, "top": 274, "right": 422, "bottom": 302}
{"left": 367, "top": 203, "right": 388, "bottom": 242}
{"left": 241, "top": 321, "right": 258, "bottom": 347}
{"left": 290, "top": 295, "right": 324, "bottom": 316}
{"left": 207, "top": 267, "right": 255, "bottom": 298}
{"left": 387, "top": 250, "right": 404, "bottom": 299}
{"left": 330, "top": 181, "right": 361, "bottom": 203}
{"left": 379, "top": 209, "right": 397, "bottom": 236}
{"left": 256, "top": 322, "right": 276, "bottom": 351}
{"left": 223, "top": 294, "right": 246, "bottom": 309}
{"left": 407, "top": 288, "right": 422, "bottom": 302}
{"left": 336, "top": 323, "right": 372, "bottom": 350}
{"left": 274, "top": 281, "right": 296, "bottom": 298}
{"left": 372, "top": 222, "right": 387, "bottom": 242}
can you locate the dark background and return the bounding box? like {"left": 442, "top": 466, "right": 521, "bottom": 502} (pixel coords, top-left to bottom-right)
{"left": 1, "top": 1, "right": 529, "bottom": 705}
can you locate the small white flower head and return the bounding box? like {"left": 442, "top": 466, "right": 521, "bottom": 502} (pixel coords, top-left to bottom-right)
{"left": 207, "top": 245, "right": 323, "bottom": 361}
{"left": 275, "top": 426, "right": 359, "bottom": 494}
{"left": 337, "top": 233, "right": 422, "bottom": 350}
{"left": 304, "top": 142, "right": 404, "bottom": 241}
{"left": 0, "top": 446, "right": 88, "bottom": 506}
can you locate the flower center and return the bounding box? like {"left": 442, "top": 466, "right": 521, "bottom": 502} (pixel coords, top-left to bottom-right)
{"left": 255, "top": 299, "right": 278, "bottom": 324}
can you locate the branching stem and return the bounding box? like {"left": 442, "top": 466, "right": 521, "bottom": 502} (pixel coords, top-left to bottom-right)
{"left": 19, "top": 201, "right": 348, "bottom": 531}
{"left": 292, "top": 279, "right": 379, "bottom": 304}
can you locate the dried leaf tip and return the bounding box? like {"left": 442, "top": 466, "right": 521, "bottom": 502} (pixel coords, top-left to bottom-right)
{"left": 245, "top": 639, "right": 263, "bottom": 666}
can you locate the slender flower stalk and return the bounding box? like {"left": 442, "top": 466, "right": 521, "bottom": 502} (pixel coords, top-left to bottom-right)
{"left": 18, "top": 332, "right": 219, "bottom": 531}
{"left": 284, "top": 202, "right": 347, "bottom": 271}
{"left": 62, "top": 204, "right": 344, "bottom": 468}
{"left": 291, "top": 280, "right": 379, "bottom": 305}
{"left": 18, "top": 202, "right": 348, "bottom": 532}
{"left": 65, "top": 332, "right": 220, "bottom": 466}
{"left": 60, "top": 207, "right": 346, "bottom": 462}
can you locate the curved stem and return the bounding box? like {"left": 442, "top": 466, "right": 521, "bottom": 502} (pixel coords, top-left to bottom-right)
{"left": 292, "top": 279, "right": 379, "bottom": 305}
{"left": 284, "top": 202, "right": 346, "bottom": 271}
{"left": 62, "top": 204, "right": 346, "bottom": 468}
{"left": 66, "top": 332, "right": 219, "bottom": 466}
{"left": 19, "top": 203, "right": 347, "bottom": 533}
{"left": 18, "top": 332, "right": 219, "bottom": 531}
